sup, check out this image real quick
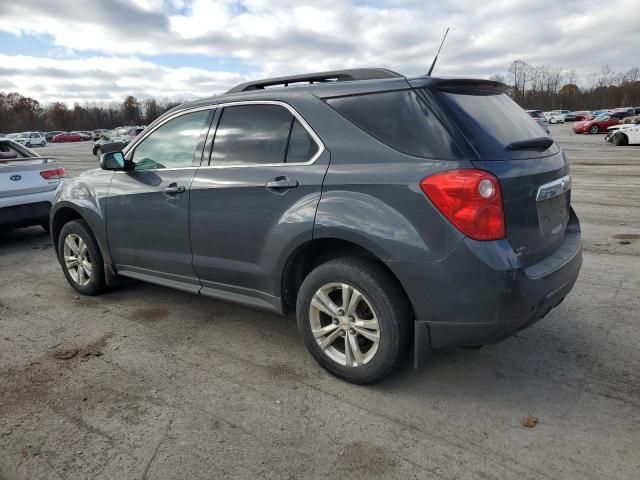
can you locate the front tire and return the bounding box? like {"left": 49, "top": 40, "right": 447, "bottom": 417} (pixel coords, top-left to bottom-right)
{"left": 612, "top": 133, "right": 628, "bottom": 146}
{"left": 590, "top": 125, "right": 599, "bottom": 134}
{"left": 57, "top": 219, "right": 106, "bottom": 295}
{"left": 41, "top": 141, "right": 46, "bottom": 147}
{"left": 296, "top": 257, "right": 412, "bottom": 384}
{"left": 26, "top": 142, "right": 32, "bottom": 148}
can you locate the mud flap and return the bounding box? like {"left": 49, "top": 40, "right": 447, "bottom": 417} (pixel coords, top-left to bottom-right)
{"left": 414, "top": 320, "right": 433, "bottom": 369}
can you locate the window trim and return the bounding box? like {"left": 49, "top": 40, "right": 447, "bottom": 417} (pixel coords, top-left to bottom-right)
{"left": 204, "top": 100, "right": 324, "bottom": 168}
{"left": 123, "top": 100, "right": 324, "bottom": 171}
{"left": 123, "top": 107, "right": 213, "bottom": 172}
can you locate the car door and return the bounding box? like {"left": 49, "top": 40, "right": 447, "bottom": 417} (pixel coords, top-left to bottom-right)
{"left": 106, "top": 108, "right": 214, "bottom": 292}
{"left": 189, "top": 101, "right": 329, "bottom": 310}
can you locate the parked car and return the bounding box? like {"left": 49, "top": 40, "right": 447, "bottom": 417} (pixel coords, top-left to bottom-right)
{"left": 5, "top": 132, "right": 47, "bottom": 148}
{"left": 52, "top": 132, "right": 82, "bottom": 143}
{"left": 92, "top": 129, "right": 109, "bottom": 141}
{"left": 75, "top": 131, "right": 92, "bottom": 141}
{"left": 621, "top": 114, "right": 640, "bottom": 124}
{"left": 605, "top": 123, "right": 640, "bottom": 145}
{"left": 0, "top": 133, "right": 6, "bottom": 138}
{"left": 51, "top": 68, "right": 582, "bottom": 384}
{"left": 0, "top": 138, "right": 67, "bottom": 231}
{"left": 572, "top": 111, "right": 633, "bottom": 133}
{"left": 573, "top": 111, "right": 592, "bottom": 121}
{"left": 561, "top": 111, "right": 577, "bottom": 121}
{"left": 547, "top": 112, "right": 565, "bottom": 124}
{"left": 92, "top": 127, "right": 145, "bottom": 157}
{"left": 526, "top": 110, "right": 549, "bottom": 133}
{"left": 45, "top": 131, "right": 65, "bottom": 142}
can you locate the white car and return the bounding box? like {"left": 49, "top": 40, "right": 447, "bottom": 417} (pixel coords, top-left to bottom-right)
{"left": 6, "top": 131, "right": 47, "bottom": 148}
{"left": 545, "top": 112, "right": 565, "bottom": 124}
{"left": 605, "top": 123, "right": 640, "bottom": 146}
{"left": 0, "top": 138, "right": 67, "bottom": 231}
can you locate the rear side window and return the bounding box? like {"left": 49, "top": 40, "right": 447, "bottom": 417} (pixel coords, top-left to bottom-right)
{"left": 436, "top": 89, "right": 558, "bottom": 159}
{"left": 326, "top": 90, "right": 463, "bottom": 159}
{"left": 211, "top": 104, "right": 319, "bottom": 166}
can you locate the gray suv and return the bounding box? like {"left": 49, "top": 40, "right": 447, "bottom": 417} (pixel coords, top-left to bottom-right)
{"left": 50, "top": 68, "right": 582, "bottom": 384}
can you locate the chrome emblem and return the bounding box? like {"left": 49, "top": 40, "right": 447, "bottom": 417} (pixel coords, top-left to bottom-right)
{"left": 536, "top": 175, "right": 571, "bottom": 202}
{"left": 10, "top": 174, "right": 22, "bottom": 181}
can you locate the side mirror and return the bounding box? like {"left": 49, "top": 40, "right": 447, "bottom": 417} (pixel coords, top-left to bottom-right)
{"left": 100, "top": 151, "right": 125, "bottom": 170}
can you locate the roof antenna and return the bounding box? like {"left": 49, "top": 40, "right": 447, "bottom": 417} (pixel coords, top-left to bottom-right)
{"left": 427, "top": 27, "right": 450, "bottom": 76}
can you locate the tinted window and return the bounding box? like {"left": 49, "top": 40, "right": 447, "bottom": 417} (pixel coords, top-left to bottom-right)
{"left": 212, "top": 105, "right": 294, "bottom": 166}
{"left": 437, "top": 89, "right": 557, "bottom": 159}
{"left": 286, "top": 119, "right": 319, "bottom": 163}
{"left": 326, "top": 90, "right": 463, "bottom": 159}
{"left": 132, "top": 110, "right": 208, "bottom": 170}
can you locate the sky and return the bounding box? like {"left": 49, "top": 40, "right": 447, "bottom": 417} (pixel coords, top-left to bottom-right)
{"left": 0, "top": 0, "right": 637, "bottom": 105}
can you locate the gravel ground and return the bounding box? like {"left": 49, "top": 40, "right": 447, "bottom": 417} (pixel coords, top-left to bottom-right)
{"left": 1, "top": 126, "right": 639, "bottom": 479}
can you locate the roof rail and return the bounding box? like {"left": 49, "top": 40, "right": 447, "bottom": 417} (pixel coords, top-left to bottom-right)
{"left": 226, "top": 68, "right": 403, "bottom": 93}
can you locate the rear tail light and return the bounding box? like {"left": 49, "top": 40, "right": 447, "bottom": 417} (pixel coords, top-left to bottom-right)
{"left": 420, "top": 169, "right": 505, "bottom": 241}
{"left": 40, "top": 168, "right": 68, "bottom": 180}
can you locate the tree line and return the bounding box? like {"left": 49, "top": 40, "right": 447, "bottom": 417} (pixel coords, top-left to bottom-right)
{"left": 495, "top": 61, "right": 640, "bottom": 111}
{"left": 0, "top": 94, "right": 182, "bottom": 134}
{"left": 2, "top": 62, "right": 640, "bottom": 133}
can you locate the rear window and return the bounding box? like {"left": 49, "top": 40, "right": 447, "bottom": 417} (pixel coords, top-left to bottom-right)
{"left": 436, "top": 89, "right": 557, "bottom": 159}
{"left": 326, "top": 90, "right": 463, "bottom": 159}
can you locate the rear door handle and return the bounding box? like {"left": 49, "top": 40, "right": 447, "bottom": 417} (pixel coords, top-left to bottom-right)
{"left": 266, "top": 177, "right": 299, "bottom": 192}
{"left": 164, "top": 183, "right": 185, "bottom": 195}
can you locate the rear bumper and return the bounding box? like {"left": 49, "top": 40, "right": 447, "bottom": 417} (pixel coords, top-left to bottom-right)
{"left": 387, "top": 210, "right": 582, "bottom": 355}
{"left": 0, "top": 189, "right": 58, "bottom": 228}
{"left": 0, "top": 201, "right": 51, "bottom": 228}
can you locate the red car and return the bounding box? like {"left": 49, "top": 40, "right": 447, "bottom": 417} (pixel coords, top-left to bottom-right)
{"left": 573, "top": 111, "right": 592, "bottom": 121}
{"left": 52, "top": 132, "right": 82, "bottom": 143}
{"left": 572, "top": 111, "right": 631, "bottom": 134}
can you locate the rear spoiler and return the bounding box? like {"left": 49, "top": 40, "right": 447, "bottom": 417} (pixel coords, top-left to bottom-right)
{"left": 408, "top": 76, "right": 508, "bottom": 93}
{"left": 0, "top": 156, "right": 57, "bottom": 164}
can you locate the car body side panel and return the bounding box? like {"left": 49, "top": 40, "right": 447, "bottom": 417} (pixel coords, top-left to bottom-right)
{"left": 190, "top": 150, "right": 331, "bottom": 301}
{"left": 50, "top": 169, "right": 114, "bottom": 264}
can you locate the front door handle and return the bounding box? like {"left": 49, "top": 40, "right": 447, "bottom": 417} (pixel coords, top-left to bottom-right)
{"left": 266, "top": 176, "right": 299, "bottom": 192}
{"left": 164, "top": 183, "right": 185, "bottom": 195}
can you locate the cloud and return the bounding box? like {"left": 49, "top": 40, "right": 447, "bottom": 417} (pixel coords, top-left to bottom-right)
{"left": 0, "top": 0, "right": 637, "bottom": 103}
{"left": 0, "top": 55, "right": 246, "bottom": 104}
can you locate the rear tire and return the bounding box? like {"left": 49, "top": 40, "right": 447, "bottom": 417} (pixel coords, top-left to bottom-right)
{"left": 590, "top": 125, "right": 599, "bottom": 134}
{"left": 57, "top": 219, "right": 106, "bottom": 295}
{"left": 41, "top": 141, "right": 46, "bottom": 147}
{"left": 296, "top": 257, "right": 412, "bottom": 384}
{"left": 612, "top": 133, "right": 628, "bottom": 146}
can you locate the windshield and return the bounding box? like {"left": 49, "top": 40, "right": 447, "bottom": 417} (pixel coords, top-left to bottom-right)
{"left": 595, "top": 115, "right": 609, "bottom": 121}
{"left": 435, "top": 88, "right": 557, "bottom": 159}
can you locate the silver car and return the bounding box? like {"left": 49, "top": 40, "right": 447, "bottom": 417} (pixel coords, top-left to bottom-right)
{"left": 526, "top": 110, "right": 550, "bottom": 133}
{"left": 0, "top": 138, "right": 67, "bottom": 231}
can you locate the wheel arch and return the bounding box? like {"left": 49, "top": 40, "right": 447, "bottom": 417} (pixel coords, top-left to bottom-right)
{"left": 280, "top": 237, "right": 415, "bottom": 320}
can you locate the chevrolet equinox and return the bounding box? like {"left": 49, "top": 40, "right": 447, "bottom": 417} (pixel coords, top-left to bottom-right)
{"left": 51, "top": 68, "right": 582, "bottom": 384}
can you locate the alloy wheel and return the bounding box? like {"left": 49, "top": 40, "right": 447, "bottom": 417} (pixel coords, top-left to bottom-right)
{"left": 309, "top": 282, "right": 380, "bottom": 367}
{"left": 63, "top": 234, "right": 92, "bottom": 286}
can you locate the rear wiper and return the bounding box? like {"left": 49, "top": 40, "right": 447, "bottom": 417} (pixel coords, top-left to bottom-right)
{"left": 506, "top": 137, "right": 554, "bottom": 151}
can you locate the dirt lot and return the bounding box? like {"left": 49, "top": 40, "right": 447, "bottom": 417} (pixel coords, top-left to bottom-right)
{"left": 1, "top": 127, "right": 639, "bottom": 479}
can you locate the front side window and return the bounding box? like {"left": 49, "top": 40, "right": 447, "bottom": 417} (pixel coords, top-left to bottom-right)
{"left": 131, "top": 110, "right": 209, "bottom": 170}
{"left": 210, "top": 104, "right": 319, "bottom": 166}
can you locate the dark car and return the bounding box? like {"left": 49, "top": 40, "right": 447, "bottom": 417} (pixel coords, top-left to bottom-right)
{"left": 92, "top": 127, "right": 144, "bottom": 157}
{"left": 50, "top": 68, "right": 582, "bottom": 384}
